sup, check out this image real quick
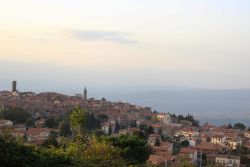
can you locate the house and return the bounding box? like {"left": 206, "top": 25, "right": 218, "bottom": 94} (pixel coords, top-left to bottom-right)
{"left": 206, "top": 154, "right": 217, "bottom": 165}
{"left": 199, "top": 133, "right": 210, "bottom": 143}
{"left": 0, "top": 119, "right": 13, "bottom": 127}
{"left": 156, "top": 113, "right": 171, "bottom": 125}
{"left": 178, "top": 148, "right": 197, "bottom": 165}
{"left": 176, "top": 128, "right": 199, "bottom": 140}
{"left": 161, "top": 124, "right": 181, "bottom": 139}
{"left": 201, "top": 123, "right": 215, "bottom": 132}
{"left": 35, "top": 119, "right": 46, "bottom": 128}
{"left": 148, "top": 134, "right": 161, "bottom": 146}
{"left": 215, "top": 155, "right": 240, "bottom": 167}
{"left": 147, "top": 154, "right": 176, "bottom": 167}
{"left": 151, "top": 141, "right": 173, "bottom": 156}
{"left": 101, "top": 122, "right": 111, "bottom": 134}
{"left": 151, "top": 124, "right": 161, "bottom": 134}
{"left": 13, "top": 124, "right": 26, "bottom": 137}
{"left": 27, "top": 128, "right": 57, "bottom": 141}
{"left": 194, "top": 142, "right": 223, "bottom": 154}
{"left": 211, "top": 134, "right": 226, "bottom": 146}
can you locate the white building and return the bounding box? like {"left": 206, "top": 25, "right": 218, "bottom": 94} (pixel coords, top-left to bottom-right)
{"left": 176, "top": 128, "right": 199, "bottom": 140}
{"left": 101, "top": 122, "right": 111, "bottom": 134}
{"left": 211, "top": 134, "right": 226, "bottom": 146}
{"left": 156, "top": 113, "right": 171, "bottom": 125}
{"left": 0, "top": 119, "right": 13, "bottom": 127}
{"left": 215, "top": 155, "right": 240, "bottom": 167}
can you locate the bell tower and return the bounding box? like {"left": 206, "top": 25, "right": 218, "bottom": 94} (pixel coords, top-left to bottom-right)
{"left": 84, "top": 86, "right": 87, "bottom": 100}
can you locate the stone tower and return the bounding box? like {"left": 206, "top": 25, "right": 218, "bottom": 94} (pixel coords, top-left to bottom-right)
{"left": 84, "top": 86, "right": 87, "bottom": 100}
{"left": 12, "top": 80, "right": 17, "bottom": 92}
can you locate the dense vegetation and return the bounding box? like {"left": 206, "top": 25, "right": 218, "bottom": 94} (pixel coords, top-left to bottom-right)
{"left": 0, "top": 107, "right": 31, "bottom": 124}
{"left": 0, "top": 107, "right": 150, "bottom": 167}
{"left": 106, "top": 135, "right": 150, "bottom": 165}
{"left": 0, "top": 134, "right": 72, "bottom": 167}
{"left": 171, "top": 113, "right": 200, "bottom": 127}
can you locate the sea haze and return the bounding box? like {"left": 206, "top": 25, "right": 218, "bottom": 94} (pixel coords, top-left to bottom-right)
{"left": 91, "top": 88, "right": 250, "bottom": 126}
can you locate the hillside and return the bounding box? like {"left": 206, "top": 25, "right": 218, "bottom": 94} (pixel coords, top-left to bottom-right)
{"left": 92, "top": 89, "right": 250, "bottom": 125}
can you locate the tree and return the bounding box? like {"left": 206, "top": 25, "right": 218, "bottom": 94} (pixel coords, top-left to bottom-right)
{"left": 139, "top": 124, "right": 154, "bottom": 138}
{"left": 70, "top": 107, "right": 87, "bottom": 138}
{"left": 228, "top": 123, "right": 233, "bottom": 129}
{"left": 45, "top": 117, "right": 59, "bottom": 128}
{"left": 192, "top": 120, "right": 200, "bottom": 127}
{"left": 97, "top": 114, "right": 109, "bottom": 123}
{"left": 58, "top": 119, "right": 71, "bottom": 137}
{"left": 180, "top": 160, "right": 195, "bottom": 167}
{"left": 114, "top": 120, "right": 120, "bottom": 134}
{"left": 0, "top": 134, "right": 72, "bottom": 167}
{"left": 241, "top": 155, "right": 250, "bottom": 165}
{"left": 154, "top": 138, "right": 160, "bottom": 146}
{"left": 234, "top": 123, "right": 246, "bottom": 130}
{"left": 0, "top": 107, "right": 31, "bottom": 124}
{"left": 85, "top": 112, "right": 99, "bottom": 130}
{"left": 26, "top": 117, "right": 35, "bottom": 127}
{"left": 81, "top": 137, "right": 126, "bottom": 167}
{"left": 42, "top": 130, "right": 59, "bottom": 148}
{"left": 178, "top": 114, "right": 184, "bottom": 122}
{"left": 128, "top": 120, "right": 137, "bottom": 128}
{"left": 181, "top": 140, "right": 190, "bottom": 147}
{"left": 107, "top": 135, "right": 150, "bottom": 165}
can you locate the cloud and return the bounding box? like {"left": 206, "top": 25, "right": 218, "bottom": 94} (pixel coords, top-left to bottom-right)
{"left": 69, "top": 30, "right": 138, "bottom": 44}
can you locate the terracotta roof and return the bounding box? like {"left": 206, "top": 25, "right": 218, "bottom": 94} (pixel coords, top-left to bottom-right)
{"left": 27, "top": 139, "right": 44, "bottom": 146}
{"left": 179, "top": 147, "right": 197, "bottom": 154}
{"left": 147, "top": 154, "right": 165, "bottom": 164}
{"left": 27, "top": 128, "right": 58, "bottom": 135}
{"left": 211, "top": 134, "right": 225, "bottom": 138}
{"left": 151, "top": 124, "right": 161, "bottom": 128}
{"left": 194, "top": 142, "right": 222, "bottom": 151}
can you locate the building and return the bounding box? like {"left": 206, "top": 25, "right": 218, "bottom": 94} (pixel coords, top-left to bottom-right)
{"left": 151, "top": 124, "right": 161, "bottom": 134}
{"left": 84, "top": 86, "right": 87, "bottom": 100}
{"left": 35, "top": 119, "right": 46, "bottom": 128}
{"left": 178, "top": 147, "right": 197, "bottom": 165}
{"left": 148, "top": 134, "right": 161, "bottom": 146}
{"left": 156, "top": 112, "right": 171, "bottom": 125}
{"left": 12, "top": 80, "right": 17, "bottom": 92}
{"left": 176, "top": 128, "right": 199, "bottom": 140}
{"left": 211, "top": 134, "right": 226, "bottom": 146}
{"left": 27, "top": 128, "right": 57, "bottom": 141}
{"left": 215, "top": 155, "right": 240, "bottom": 167}
{"left": 101, "top": 122, "right": 111, "bottom": 134}
{"left": 0, "top": 120, "right": 13, "bottom": 127}
{"left": 151, "top": 141, "right": 173, "bottom": 157}
{"left": 194, "top": 142, "right": 223, "bottom": 154}
{"left": 147, "top": 155, "right": 176, "bottom": 167}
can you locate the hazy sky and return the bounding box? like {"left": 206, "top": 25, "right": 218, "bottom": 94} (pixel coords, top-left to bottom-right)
{"left": 1, "top": 0, "right": 250, "bottom": 93}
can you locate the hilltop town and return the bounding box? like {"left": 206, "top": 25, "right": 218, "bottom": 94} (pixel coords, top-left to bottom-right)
{"left": 0, "top": 81, "right": 250, "bottom": 167}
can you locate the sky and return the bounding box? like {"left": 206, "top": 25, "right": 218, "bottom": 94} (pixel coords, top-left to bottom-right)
{"left": 1, "top": 0, "right": 250, "bottom": 94}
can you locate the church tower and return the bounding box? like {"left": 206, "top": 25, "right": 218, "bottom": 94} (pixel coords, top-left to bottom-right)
{"left": 84, "top": 86, "right": 87, "bottom": 100}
